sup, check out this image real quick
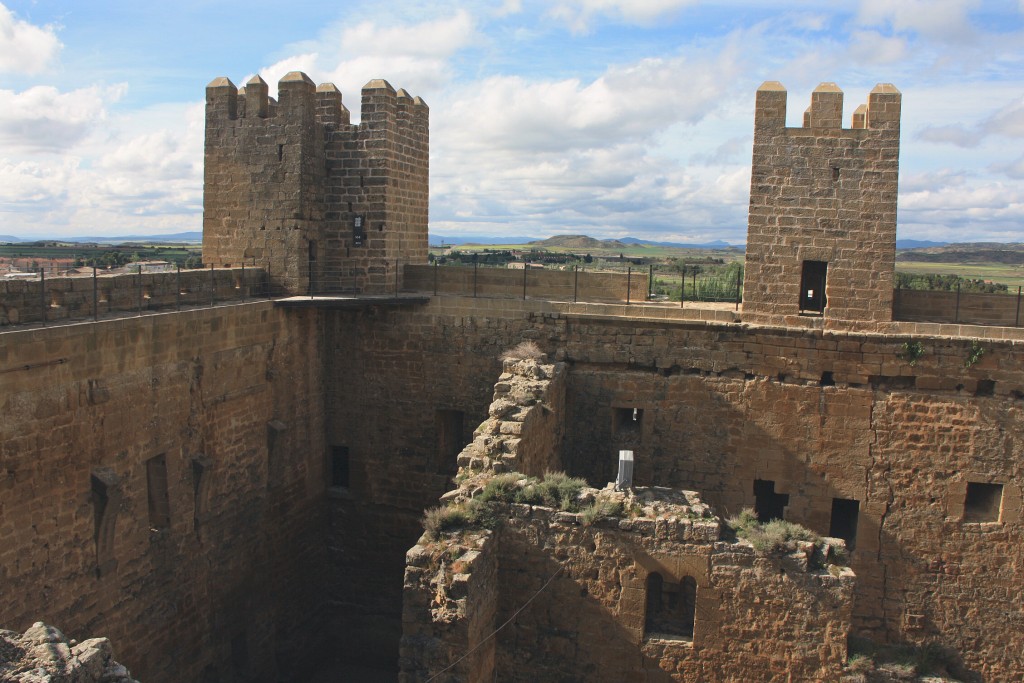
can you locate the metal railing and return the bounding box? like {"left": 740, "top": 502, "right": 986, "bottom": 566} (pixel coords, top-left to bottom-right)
{"left": 0, "top": 264, "right": 267, "bottom": 330}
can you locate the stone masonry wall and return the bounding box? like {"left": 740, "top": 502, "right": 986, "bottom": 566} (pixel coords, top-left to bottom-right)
{"left": 326, "top": 296, "right": 1022, "bottom": 679}
{"left": 894, "top": 287, "right": 1023, "bottom": 327}
{"left": 743, "top": 82, "right": 901, "bottom": 327}
{"left": 404, "top": 264, "right": 647, "bottom": 304}
{"left": 0, "top": 301, "right": 328, "bottom": 683}
{"left": 204, "top": 73, "right": 427, "bottom": 296}
{"left": 0, "top": 267, "right": 265, "bottom": 327}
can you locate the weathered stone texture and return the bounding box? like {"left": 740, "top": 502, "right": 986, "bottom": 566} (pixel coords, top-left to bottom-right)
{"left": 743, "top": 82, "right": 901, "bottom": 327}
{"left": 203, "top": 73, "right": 428, "bottom": 295}
{"left": 0, "top": 622, "right": 138, "bottom": 683}
{"left": 0, "top": 267, "right": 264, "bottom": 327}
{"left": 0, "top": 302, "right": 327, "bottom": 682}
{"left": 404, "top": 263, "right": 647, "bottom": 303}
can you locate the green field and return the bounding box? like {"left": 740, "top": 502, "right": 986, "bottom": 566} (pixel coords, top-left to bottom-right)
{"left": 0, "top": 243, "right": 201, "bottom": 268}
{"left": 896, "top": 261, "right": 1024, "bottom": 290}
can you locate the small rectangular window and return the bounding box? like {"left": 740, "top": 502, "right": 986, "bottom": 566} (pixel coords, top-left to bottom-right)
{"left": 146, "top": 454, "right": 171, "bottom": 532}
{"left": 964, "top": 482, "right": 1003, "bottom": 523}
{"left": 331, "top": 446, "right": 350, "bottom": 489}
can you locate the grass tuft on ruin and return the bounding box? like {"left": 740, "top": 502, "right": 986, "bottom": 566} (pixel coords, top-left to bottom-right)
{"left": 727, "top": 508, "right": 825, "bottom": 554}
{"left": 500, "top": 340, "right": 545, "bottom": 361}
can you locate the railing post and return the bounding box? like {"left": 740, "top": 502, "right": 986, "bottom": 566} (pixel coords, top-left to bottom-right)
{"left": 177, "top": 264, "right": 182, "bottom": 311}
{"left": 522, "top": 265, "right": 528, "bottom": 300}
{"left": 241, "top": 262, "right": 246, "bottom": 300}
{"left": 395, "top": 258, "right": 399, "bottom": 297}
{"left": 210, "top": 264, "right": 215, "bottom": 307}
{"left": 433, "top": 260, "right": 438, "bottom": 296}
{"left": 39, "top": 268, "right": 46, "bottom": 327}
{"left": 93, "top": 266, "right": 98, "bottom": 321}
{"left": 648, "top": 264, "right": 653, "bottom": 299}
{"left": 573, "top": 265, "right": 579, "bottom": 303}
{"left": 954, "top": 281, "right": 961, "bottom": 323}
{"left": 680, "top": 268, "right": 685, "bottom": 308}
{"left": 137, "top": 265, "right": 143, "bottom": 316}
{"left": 626, "top": 267, "right": 632, "bottom": 304}
{"left": 473, "top": 261, "right": 478, "bottom": 298}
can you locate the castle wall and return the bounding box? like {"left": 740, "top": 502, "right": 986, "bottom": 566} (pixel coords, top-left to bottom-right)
{"left": 321, "top": 296, "right": 1023, "bottom": 679}
{"left": 743, "top": 83, "right": 901, "bottom": 327}
{"left": 0, "top": 267, "right": 265, "bottom": 327}
{"left": 0, "top": 302, "right": 328, "bottom": 683}
{"left": 203, "top": 74, "right": 428, "bottom": 296}
{"left": 404, "top": 263, "right": 645, "bottom": 303}
{"left": 894, "top": 287, "right": 1023, "bottom": 326}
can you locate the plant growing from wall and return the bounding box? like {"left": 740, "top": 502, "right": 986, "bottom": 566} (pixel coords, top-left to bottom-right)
{"left": 898, "top": 340, "right": 925, "bottom": 366}
{"left": 964, "top": 341, "right": 985, "bottom": 368}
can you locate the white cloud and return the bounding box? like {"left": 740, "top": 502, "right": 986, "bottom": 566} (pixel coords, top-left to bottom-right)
{"left": 856, "top": 0, "right": 981, "bottom": 43}
{"left": 257, "top": 11, "right": 479, "bottom": 107}
{"left": 0, "top": 3, "right": 61, "bottom": 75}
{"left": 991, "top": 154, "right": 1024, "bottom": 179}
{"left": 847, "top": 29, "right": 909, "bottom": 65}
{"left": 984, "top": 96, "right": 1024, "bottom": 138}
{"left": 917, "top": 124, "right": 984, "bottom": 147}
{"left": 0, "top": 84, "right": 127, "bottom": 152}
{"left": 546, "top": 0, "right": 698, "bottom": 33}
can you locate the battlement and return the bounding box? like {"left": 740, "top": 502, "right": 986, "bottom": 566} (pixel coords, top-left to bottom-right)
{"left": 744, "top": 80, "right": 901, "bottom": 327}
{"left": 205, "top": 72, "right": 428, "bottom": 129}
{"left": 203, "top": 70, "right": 429, "bottom": 296}
{"left": 755, "top": 81, "right": 901, "bottom": 131}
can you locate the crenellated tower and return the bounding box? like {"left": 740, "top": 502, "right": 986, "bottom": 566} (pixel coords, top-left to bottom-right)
{"left": 203, "top": 71, "right": 429, "bottom": 295}
{"left": 742, "top": 81, "right": 901, "bottom": 326}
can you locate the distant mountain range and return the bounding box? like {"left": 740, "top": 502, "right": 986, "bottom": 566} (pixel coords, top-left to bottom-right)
{"left": 431, "top": 233, "right": 739, "bottom": 249}
{"left": 0, "top": 231, "right": 202, "bottom": 244}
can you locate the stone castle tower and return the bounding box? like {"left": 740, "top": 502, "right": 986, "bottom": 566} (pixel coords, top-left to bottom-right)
{"left": 203, "top": 72, "right": 428, "bottom": 295}
{"left": 742, "top": 82, "right": 901, "bottom": 325}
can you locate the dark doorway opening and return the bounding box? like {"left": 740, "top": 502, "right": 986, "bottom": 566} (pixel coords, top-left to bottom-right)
{"left": 435, "top": 409, "right": 466, "bottom": 475}
{"left": 829, "top": 498, "right": 860, "bottom": 550}
{"left": 799, "top": 260, "right": 828, "bottom": 314}
{"left": 645, "top": 572, "right": 696, "bottom": 639}
{"left": 753, "top": 479, "right": 789, "bottom": 522}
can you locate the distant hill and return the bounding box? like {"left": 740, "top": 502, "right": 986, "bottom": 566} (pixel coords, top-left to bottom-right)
{"left": 521, "top": 234, "right": 738, "bottom": 250}
{"left": 0, "top": 231, "right": 202, "bottom": 244}
{"left": 895, "top": 239, "right": 949, "bottom": 249}
{"left": 430, "top": 234, "right": 537, "bottom": 246}
{"left": 896, "top": 242, "right": 1024, "bottom": 264}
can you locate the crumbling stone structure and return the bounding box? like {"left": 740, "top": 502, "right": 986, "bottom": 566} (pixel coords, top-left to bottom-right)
{"left": 204, "top": 72, "right": 428, "bottom": 295}
{"left": 0, "top": 622, "right": 139, "bottom": 683}
{"left": 1, "top": 77, "right": 1022, "bottom": 683}
{"left": 743, "top": 82, "right": 901, "bottom": 327}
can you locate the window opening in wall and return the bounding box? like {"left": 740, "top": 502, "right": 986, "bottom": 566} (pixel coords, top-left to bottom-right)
{"left": 820, "top": 371, "right": 835, "bottom": 387}
{"left": 645, "top": 572, "right": 696, "bottom": 639}
{"left": 964, "top": 482, "right": 1003, "bottom": 523}
{"left": 975, "top": 379, "right": 995, "bottom": 397}
{"left": 753, "top": 479, "right": 789, "bottom": 522}
{"left": 146, "top": 454, "right": 171, "bottom": 532}
{"left": 799, "top": 260, "right": 828, "bottom": 314}
{"left": 435, "top": 409, "right": 466, "bottom": 475}
{"left": 829, "top": 498, "right": 859, "bottom": 550}
{"left": 330, "top": 446, "right": 350, "bottom": 489}
{"left": 613, "top": 407, "right": 644, "bottom": 439}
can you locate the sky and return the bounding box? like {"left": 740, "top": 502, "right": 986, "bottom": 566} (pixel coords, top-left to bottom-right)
{"left": 0, "top": 0, "right": 1022, "bottom": 245}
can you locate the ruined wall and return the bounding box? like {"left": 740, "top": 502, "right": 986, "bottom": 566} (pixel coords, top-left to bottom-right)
{"left": 315, "top": 295, "right": 1023, "bottom": 679}
{"left": 401, "top": 485, "right": 854, "bottom": 683}
{"left": 743, "top": 82, "right": 901, "bottom": 326}
{"left": 0, "top": 302, "right": 328, "bottom": 683}
{"left": 558, "top": 316, "right": 1024, "bottom": 680}
{"left": 204, "top": 73, "right": 428, "bottom": 295}
{"left": 404, "top": 264, "right": 647, "bottom": 303}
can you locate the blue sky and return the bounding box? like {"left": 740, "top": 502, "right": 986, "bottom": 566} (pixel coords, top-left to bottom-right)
{"left": 1, "top": 0, "right": 1023, "bottom": 244}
